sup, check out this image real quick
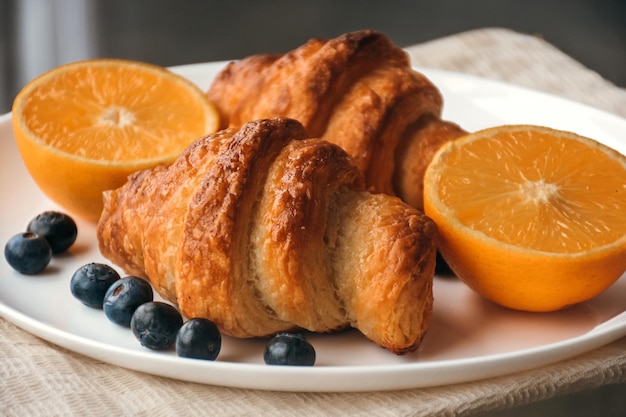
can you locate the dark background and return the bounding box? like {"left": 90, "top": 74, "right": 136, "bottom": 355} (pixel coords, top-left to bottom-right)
{"left": 1, "top": 0, "right": 625, "bottom": 114}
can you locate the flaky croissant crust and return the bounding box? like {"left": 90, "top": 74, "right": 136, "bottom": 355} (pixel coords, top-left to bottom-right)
{"left": 207, "top": 29, "right": 466, "bottom": 210}
{"left": 97, "top": 118, "right": 436, "bottom": 354}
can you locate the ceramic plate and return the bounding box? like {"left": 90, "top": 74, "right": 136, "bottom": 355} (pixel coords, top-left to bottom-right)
{"left": 1, "top": 62, "right": 625, "bottom": 392}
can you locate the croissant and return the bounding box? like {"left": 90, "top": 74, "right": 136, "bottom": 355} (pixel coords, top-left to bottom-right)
{"left": 207, "top": 30, "right": 466, "bottom": 210}
{"left": 97, "top": 118, "right": 436, "bottom": 354}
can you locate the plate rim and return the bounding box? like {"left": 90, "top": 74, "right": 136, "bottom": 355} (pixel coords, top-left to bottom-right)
{"left": 2, "top": 293, "right": 625, "bottom": 392}
{"left": 1, "top": 62, "right": 626, "bottom": 392}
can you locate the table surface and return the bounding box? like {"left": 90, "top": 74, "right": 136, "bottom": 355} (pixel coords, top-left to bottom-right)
{"left": 1, "top": 27, "right": 626, "bottom": 416}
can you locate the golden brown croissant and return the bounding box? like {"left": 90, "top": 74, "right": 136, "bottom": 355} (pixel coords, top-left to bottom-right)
{"left": 97, "top": 118, "right": 436, "bottom": 354}
{"left": 207, "top": 30, "right": 466, "bottom": 210}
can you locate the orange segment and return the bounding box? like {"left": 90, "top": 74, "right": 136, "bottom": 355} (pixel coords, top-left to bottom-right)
{"left": 423, "top": 125, "right": 626, "bottom": 312}
{"left": 12, "top": 59, "right": 220, "bottom": 221}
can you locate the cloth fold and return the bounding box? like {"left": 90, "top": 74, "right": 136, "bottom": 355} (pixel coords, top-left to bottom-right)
{"left": 405, "top": 27, "right": 626, "bottom": 119}
{"left": 1, "top": 27, "right": 625, "bottom": 416}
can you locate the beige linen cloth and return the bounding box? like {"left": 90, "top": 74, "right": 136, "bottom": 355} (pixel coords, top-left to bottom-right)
{"left": 1, "top": 28, "right": 626, "bottom": 416}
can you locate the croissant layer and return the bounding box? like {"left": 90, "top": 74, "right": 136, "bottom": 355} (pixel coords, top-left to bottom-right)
{"left": 207, "top": 29, "right": 466, "bottom": 210}
{"left": 97, "top": 118, "right": 436, "bottom": 354}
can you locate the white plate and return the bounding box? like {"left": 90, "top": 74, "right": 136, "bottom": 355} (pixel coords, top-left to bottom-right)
{"left": 1, "top": 62, "right": 626, "bottom": 393}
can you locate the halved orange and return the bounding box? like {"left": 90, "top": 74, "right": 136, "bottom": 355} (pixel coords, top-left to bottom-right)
{"left": 423, "top": 125, "right": 626, "bottom": 312}
{"left": 12, "top": 59, "right": 220, "bottom": 221}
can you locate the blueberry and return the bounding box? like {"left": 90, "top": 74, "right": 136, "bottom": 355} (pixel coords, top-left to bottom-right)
{"left": 131, "top": 302, "right": 183, "bottom": 350}
{"left": 263, "top": 333, "right": 316, "bottom": 366}
{"left": 4, "top": 232, "right": 52, "bottom": 274}
{"left": 176, "top": 318, "right": 221, "bottom": 360}
{"left": 27, "top": 211, "right": 77, "bottom": 254}
{"left": 103, "top": 276, "right": 153, "bottom": 327}
{"left": 70, "top": 263, "right": 120, "bottom": 308}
